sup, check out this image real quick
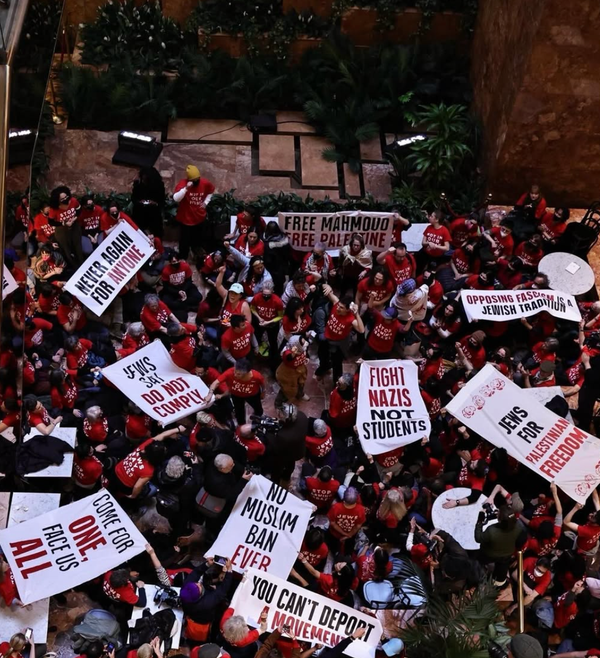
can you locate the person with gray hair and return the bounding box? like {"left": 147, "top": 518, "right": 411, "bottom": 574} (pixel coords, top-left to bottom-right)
{"left": 220, "top": 606, "right": 266, "bottom": 658}
{"left": 305, "top": 417, "right": 335, "bottom": 466}
{"left": 302, "top": 242, "right": 335, "bottom": 281}
{"left": 202, "top": 453, "right": 253, "bottom": 502}
{"left": 140, "top": 293, "right": 178, "bottom": 337}
{"left": 250, "top": 278, "right": 284, "bottom": 374}
{"left": 117, "top": 322, "right": 150, "bottom": 359}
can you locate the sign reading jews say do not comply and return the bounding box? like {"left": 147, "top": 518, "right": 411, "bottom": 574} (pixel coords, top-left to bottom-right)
{"left": 356, "top": 359, "right": 431, "bottom": 455}
{"left": 0, "top": 489, "right": 146, "bottom": 605}
{"left": 205, "top": 474, "right": 312, "bottom": 579}
{"left": 102, "top": 341, "right": 209, "bottom": 424}
{"left": 446, "top": 364, "right": 600, "bottom": 504}
{"left": 232, "top": 568, "right": 382, "bottom": 658}
{"left": 65, "top": 222, "right": 154, "bottom": 316}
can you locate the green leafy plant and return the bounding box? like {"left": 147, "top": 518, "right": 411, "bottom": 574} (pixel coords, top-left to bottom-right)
{"left": 16, "top": 0, "right": 63, "bottom": 72}
{"left": 80, "top": 0, "right": 185, "bottom": 71}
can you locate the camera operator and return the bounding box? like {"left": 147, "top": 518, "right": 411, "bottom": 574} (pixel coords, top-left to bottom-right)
{"left": 203, "top": 454, "right": 253, "bottom": 504}
{"left": 234, "top": 423, "right": 266, "bottom": 464}
{"left": 264, "top": 403, "right": 308, "bottom": 489}
{"left": 181, "top": 557, "right": 233, "bottom": 642}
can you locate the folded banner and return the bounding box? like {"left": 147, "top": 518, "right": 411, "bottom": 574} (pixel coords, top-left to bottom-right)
{"left": 206, "top": 474, "right": 312, "bottom": 578}
{"left": 65, "top": 223, "right": 154, "bottom": 316}
{"left": 446, "top": 364, "right": 600, "bottom": 503}
{"left": 102, "top": 341, "right": 209, "bottom": 424}
{"left": 232, "top": 568, "right": 382, "bottom": 658}
{"left": 461, "top": 289, "right": 581, "bottom": 323}
{"left": 2, "top": 265, "right": 18, "bottom": 299}
{"left": 278, "top": 211, "right": 395, "bottom": 252}
{"left": 0, "top": 490, "right": 146, "bottom": 604}
{"left": 356, "top": 360, "right": 431, "bottom": 455}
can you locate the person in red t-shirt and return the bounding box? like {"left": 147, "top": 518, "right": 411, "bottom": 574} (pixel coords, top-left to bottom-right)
{"left": 225, "top": 206, "right": 266, "bottom": 240}
{"left": 173, "top": 164, "right": 216, "bottom": 259}
{"left": 302, "top": 465, "right": 340, "bottom": 510}
{"left": 291, "top": 528, "right": 329, "bottom": 586}
{"left": 421, "top": 210, "right": 451, "bottom": 260}
{"left": 112, "top": 427, "right": 181, "bottom": 498}
{"left": 24, "top": 394, "right": 62, "bottom": 435}
{"left": 49, "top": 185, "right": 84, "bottom": 266}
{"left": 506, "top": 556, "right": 551, "bottom": 615}
{"left": 515, "top": 234, "right": 544, "bottom": 270}
{"left": 305, "top": 418, "right": 334, "bottom": 466}
{"left": 234, "top": 424, "right": 266, "bottom": 462}
{"left": 364, "top": 304, "right": 407, "bottom": 360}
{"left": 141, "top": 293, "right": 178, "bottom": 336}
{"left": 564, "top": 490, "right": 600, "bottom": 555}
{"left": 250, "top": 280, "right": 284, "bottom": 373}
{"left": 515, "top": 184, "right": 547, "bottom": 221}
{"left": 456, "top": 331, "right": 486, "bottom": 371}
{"left": 32, "top": 204, "right": 55, "bottom": 244}
{"left": 553, "top": 579, "right": 584, "bottom": 629}
{"left": 496, "top": 256, "right": 523, "bottom": 290}
{"left": 57, "top": 292, "right": 87, "bottom": 334}
{"left": 221, "top": 315, "right": 258, "bottom": 366}
{"left": 78, "top": 194, "right": 104, "bottom": 255}
{"left": 0, "top": 556, "right": 23, "bottom": 607}
{"left": 209, "top": 358, "right": 265, "bottom": 424}
{"left": 316, "top": 285, "right": 365, "bottom": 381}
{"left": 376, "top": 243, "right": 416, "bottom": 287}
{"left": 327, "top": 487, "right": 367, "bottom": 553}
{"left": 449, "top": 215, "right": 480, "bottom": 248}
{"left": 118, "top": 322, "right": 150, "bottom": 359}
{"left": 168, "top": 321, "right": 201, "bottom": 372}
{"left": 538, "top": 206, "right": 569, "bottom": 246}
{"left": 74, "top": 442, "right": 103, "bottom": 491}
{"left": 160, "top": 251, "right": 203, "bottom": 320}
{"left": 234, "top": 227, "right": 265, "bottom": 258}
{"left": 484, "top": 220, "right": 514, "bottom": 259}
{"left": 355, "top": 266, "right": 394, "bottom": 311}
{"left": 103, "top": 568, "right": 147, "bottom": 606}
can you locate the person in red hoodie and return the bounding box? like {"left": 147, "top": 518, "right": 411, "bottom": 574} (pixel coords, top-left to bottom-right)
{"left": 173, "top": 164, "right": 216, "bottom": 260}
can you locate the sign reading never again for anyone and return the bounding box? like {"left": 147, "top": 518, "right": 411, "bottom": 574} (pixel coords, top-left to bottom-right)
{"left": 65, "top": 222, "right": 155, "bottom": 315}
{"left": 102, "top": 341, "right": 209, "bottom": 424}
{"left": 0, "top": 490, "right": 146, "bottom": 604}
{"left": 206, "top": 474, "right": 313, "bottom": 578}
{"left": 232, "top": 568, "right": 382, "bottom": 658}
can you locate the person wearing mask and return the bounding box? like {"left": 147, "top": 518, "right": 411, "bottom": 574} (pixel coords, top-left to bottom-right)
{"left": 173, "top": 165, "right": 215, "bottom": 260}
{"left": 302, "top": 242, "right": 335, "bottom": 281}
{"left": 160, "top": 251, "right": 202, "bottom": 321}
{"left": 208, "top": 358, "right": 265, "bottom": 424}
{"left": 249, "top": 280, "right": 283, "bottom": 373}
{"left": 78, "top": 194, "right": 104, "bottom": 255}
{"left": 48, "top": 185, "right": 83, "bottom": 266}
{"left": 339, "top": 233, "right": 372, "bottom": 296}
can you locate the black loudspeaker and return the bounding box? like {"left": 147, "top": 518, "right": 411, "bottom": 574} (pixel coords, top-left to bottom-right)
{"left": 248, "top": 114, "right": 277, "bottom": 134}
{"left": 112, "top": 131, "right": 163, "bottom": 168}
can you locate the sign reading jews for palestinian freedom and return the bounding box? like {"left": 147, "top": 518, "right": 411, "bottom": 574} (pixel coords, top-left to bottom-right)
{"left": 446, "top": 364, "right": 600, "bottom": 503}
{"left": 206, "top": 475, "right": 312, "bottom": 579}
{"left": 461, "top": 289, "right": 581, "bottom": 323}
{"left": 356, "top": 360, "right": 431, "bottom": 455}
{"left": 102, "top": 341, "right": 209, "bottom": 424}
{"left": 0, "top": 490, "right": 146, "bottom": 605}
{"left": 2, "top": 265, "right": 18, "bottom": 299}
{"left": 65, "top": 223, "right": 154, "bottom": 316}
{"left": 278, "top": 211, "right": 395, "bottom": 252}
{"left": 232, "top": 568, "right": 382, "bottom": 658}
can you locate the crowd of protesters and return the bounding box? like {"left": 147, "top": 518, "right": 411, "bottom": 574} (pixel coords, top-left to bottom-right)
{"left": 1, "top": 168, "right": 600, "bottom": 658}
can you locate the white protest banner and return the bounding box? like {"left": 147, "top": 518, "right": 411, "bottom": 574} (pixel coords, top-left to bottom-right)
{"left": 461, "top": 289, "right": 581, "bottom": 323}
{"left": 278, "top": 211, "right": 395, "bottom": 252}
{"left": 0, "top": 490, "right": 146, "bottom": 604}
{"left": 65, "top": 222, "right": 154, "bottom": 316}
{"left": 232, "top": 568, "right": 382, "bottom": 658}
{"left": 356, "top": 359, "right": 431, "bottom": 455}
{"left": 102, "top": 341, "right": 209, "bottom": 424}
{"left": 446, "top": 364, "right": 600, "bottom": 503}
{"left": 206, "top": 474, "right": 312, "bottom": 578}
{"left": 2, "top": 265, "right": 18, "bottom": 299}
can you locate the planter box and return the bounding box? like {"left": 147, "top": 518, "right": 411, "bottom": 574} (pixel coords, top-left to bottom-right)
{"left": 198, "top": 29, "right": 248, "bottom": 57}
{"left": 289, "top": 36, "right": 322, "bottom": 63}
{"left": 341, "top": 6, "right": 464, "bottom": 47}
{"left": 282, "top": 0, "right": 334, "bottom": 17}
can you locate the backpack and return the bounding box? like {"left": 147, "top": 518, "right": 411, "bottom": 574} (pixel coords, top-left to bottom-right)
{"left": 129, "top": 608, "right": 176, "bottom": 651}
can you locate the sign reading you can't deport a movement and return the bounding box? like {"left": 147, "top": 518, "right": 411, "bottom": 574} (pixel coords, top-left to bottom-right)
{"left": 278, "top": 211, "right": 395, "bottom": 252}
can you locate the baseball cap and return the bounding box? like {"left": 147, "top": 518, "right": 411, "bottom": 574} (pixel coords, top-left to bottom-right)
{"left": 382, "top": 638, "right": 404, "bottom": 656}
{"left": 229, "top": 283, "right": 244, "bottom": 294}
{"left": 509, "top": 634, "right": 543, "bottom": 658}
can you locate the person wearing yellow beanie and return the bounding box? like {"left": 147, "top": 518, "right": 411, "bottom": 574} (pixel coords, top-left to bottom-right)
{"left": 173, "top": 164, "right": 215, "bottom": 259}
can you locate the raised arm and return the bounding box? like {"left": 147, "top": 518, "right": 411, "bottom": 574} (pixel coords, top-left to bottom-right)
{"left": 563, "top": 501, "right": 583, "bottom": 532}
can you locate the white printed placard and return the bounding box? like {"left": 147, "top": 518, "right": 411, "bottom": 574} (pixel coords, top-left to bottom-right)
{"left": 446, "top": 364, "right": 600, "bottom": 503}
{"left": 206, "top": 475, "right": 312, "bottom": 579}
{"left": 65, "top": 222, "right": 154, "bottom": 315}
{"left": 0, "top": 490, "right": 146, "bottom": 604}
{"left": 2, "top": 265, "right": 18, "bottom": 298}
{"left": 102, "top": 341, "right": 209, "bottom": 424}
{"left": 231, "top": 568, "right": 382, "bottom": 658}
{"left": 356, "top": 360, "right": 431, "bottom": 455}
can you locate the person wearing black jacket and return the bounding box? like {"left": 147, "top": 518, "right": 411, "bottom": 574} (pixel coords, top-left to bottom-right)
{"left": 203, "top": 454, "right": 251, "bottom": 501}
{"left": 181, "top": 558, "right": 233, "bottom": 626}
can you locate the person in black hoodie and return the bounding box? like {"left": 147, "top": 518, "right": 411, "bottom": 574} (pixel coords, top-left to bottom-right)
{"left": 181, "top": 558, "right": 233, "bottom": 633}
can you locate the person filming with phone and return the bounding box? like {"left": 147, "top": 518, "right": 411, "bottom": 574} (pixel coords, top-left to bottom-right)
{"left": 0, "top": 630, "right": 34, "bottom": 658}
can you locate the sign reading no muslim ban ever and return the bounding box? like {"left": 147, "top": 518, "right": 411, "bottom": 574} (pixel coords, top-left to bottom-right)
{"left": 2, "top": 265, "right": 18, "bottom": 299}
{"left": 103, "top": 341, "right": 209, "bottom": 424}
{"left": 206, "top": 474, "right": 312, "bottom": 579}
{"left": 0, "top": 490, "right": 146, "bottom": 605}
{"left": 65, "top": 223, "right": 154, "bottom": 316}
{"left": 232, "top": 568, "right": 382, "bottom": 658}
{"left": 356, "top": 360, "right": 432, "bottom": 456}
{"left": 446, "top": 364, "right": 600, "bottom": 503}
{"left": 461, "top": 289, "right": 581, "bottom": 323}
{"left": 278, "top": 211, "right": 395, "bottom": 252}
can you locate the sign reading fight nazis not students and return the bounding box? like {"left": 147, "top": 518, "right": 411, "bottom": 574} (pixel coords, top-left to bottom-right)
{"left": 65, "top": 223, "right": 154, "bottom": 315}
{"left": 461, "top": 289, "right": 581, "bottom": 323}
{"left": 278, "top": 211, "right": 395, "bottom": 252}
{"left": 446, "top": 364, "right": 600, "bottom": 503}
{"left": 102, "top": 341, "right": 209, "bottom": 424}
{"left": 232, "top": 568, "right": 382, "bottom": 658}
{"left": 356, "top": 359, "right": 431, "bottom": 455}
{"left": 206, "top": 475, "right": 312, "bottom": 578}
{"left": 0, "top": 490, "right": 146, "bottom": 605}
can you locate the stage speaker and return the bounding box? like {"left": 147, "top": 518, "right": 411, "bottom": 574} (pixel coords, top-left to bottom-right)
{"left": 248, "top": 114, "right": 277, "bottom": 134}
{"left": 112, "top": 131, "right": 163, "bottom": 168}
